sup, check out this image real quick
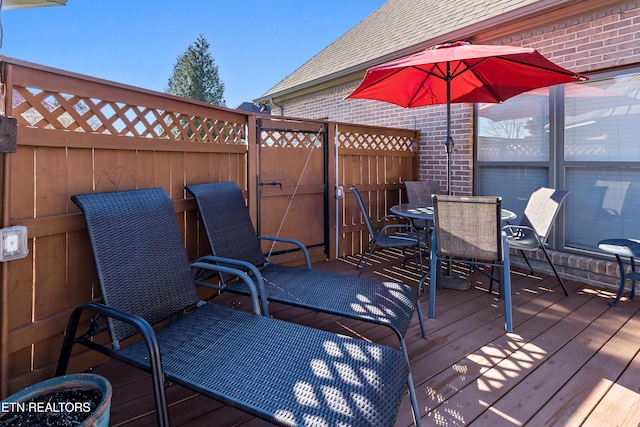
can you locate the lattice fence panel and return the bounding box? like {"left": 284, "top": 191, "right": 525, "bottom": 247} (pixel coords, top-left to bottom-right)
{"left": 337, "top": 130, "right": 413, "bottom": 151}
{"left": 11, "top": 87, "right": 245, "bottom": 144}
{"left": 260, "top": 129, "right": 324, "bottom": 148}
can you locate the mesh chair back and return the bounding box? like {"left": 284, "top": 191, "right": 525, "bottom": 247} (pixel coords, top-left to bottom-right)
{"left": 72, "top": 188, "right": 200, "bottom": 343}
{"left": 521, "top": 188, "right": 570, "bottom": 244}
{"left": 350, "top": 185, "right": 378, "bottom": 238}
{"left": 404, "top": 180, "right": 441, "bottom": 207}
{"left": 186, "top": 182, "right": 266, "bottom": 281}
{"left": 433, "top": 195, "right": 502, "bottom": 261}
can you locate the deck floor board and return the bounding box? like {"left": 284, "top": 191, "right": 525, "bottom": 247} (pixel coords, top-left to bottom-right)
{"left": 87, "top": 249, "right": 640, "bottom": 426}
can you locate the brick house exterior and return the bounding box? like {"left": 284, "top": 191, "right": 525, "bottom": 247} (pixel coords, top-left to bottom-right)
{"left": 255, "top": 0, "right": 640, "bottom": 291}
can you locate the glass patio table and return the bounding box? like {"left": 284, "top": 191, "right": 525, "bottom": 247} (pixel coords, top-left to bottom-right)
{"left": 390, "top": 203, "right": 516, "bottom": 222}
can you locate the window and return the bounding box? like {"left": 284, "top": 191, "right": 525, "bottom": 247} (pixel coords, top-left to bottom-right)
{"left": 475, "top": 69, "right": 640, "bottom": 254}
{"left": 477, "top": 87, "right": 550, "bottom": 163}
{"left": 476, "top": 87, "right": 552, "bottom": 222}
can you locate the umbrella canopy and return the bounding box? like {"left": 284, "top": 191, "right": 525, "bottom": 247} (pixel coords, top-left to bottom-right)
{"left": 346, "top": 41, "right": 588, "bottom": 194}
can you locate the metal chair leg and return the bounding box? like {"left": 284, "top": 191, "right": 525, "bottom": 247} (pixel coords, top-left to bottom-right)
{"left": 355, "top": 243, "right": 370, "bottom": 269}
{"left": 357, "top": 245, "right": 378, "bottom": 277}
{"left": 520, "top": 250, "right": 534, "bottom": 274}
{"left": 540, "top": 245, "right": 569, "bottom": 296}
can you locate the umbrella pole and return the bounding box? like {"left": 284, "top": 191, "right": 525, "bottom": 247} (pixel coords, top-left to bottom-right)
{"left": 442, "top": 71, "right": 470, "bottom": 290}
{"left": 444, "top": 70, "right": 454, "bottom": 196}
{"left": 445, "top": 136, "right": 453, "bottom": 196}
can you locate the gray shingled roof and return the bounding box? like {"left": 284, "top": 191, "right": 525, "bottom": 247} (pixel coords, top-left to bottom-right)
{"left": 259, "top": 0, "right": 540, "bottom": 100}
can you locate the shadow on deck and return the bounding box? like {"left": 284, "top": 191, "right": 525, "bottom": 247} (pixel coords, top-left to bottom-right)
{"left": 91, "top": 249, "right": 640, "bottom": 426}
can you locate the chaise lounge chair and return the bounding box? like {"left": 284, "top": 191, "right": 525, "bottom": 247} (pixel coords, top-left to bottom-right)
{"left": 186, "top": 181, "right": 425, "bottom": 419}
{"left": 56, "top": 187, "right": 417, "bottom": 426}
{"left": 186, "top": 182, "right": 425, "bottom": 337}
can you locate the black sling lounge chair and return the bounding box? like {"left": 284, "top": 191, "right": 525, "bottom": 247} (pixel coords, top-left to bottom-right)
{"left": 350, "top": 185, "right": 425, "bottom": 277}
{"left": 186, "top": 182, "right": 425, "bottom": 337}
{"left": 56, "top": 188, "right": 417, "bottom": 427}
{"left": 186, "top": 181, "right": 425, "bottom": 419}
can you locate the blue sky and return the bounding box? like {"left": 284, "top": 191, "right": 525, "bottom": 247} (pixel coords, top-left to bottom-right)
{"left": 0, "top": 0, "right": 386, "bottom": 108}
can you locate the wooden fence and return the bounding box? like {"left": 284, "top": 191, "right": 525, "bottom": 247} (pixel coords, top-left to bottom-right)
{"left": 336, "top": 123, "right": 417, "bottom": 257}
{"left": 0, "top": 57, "right": 417, "bottom": 395}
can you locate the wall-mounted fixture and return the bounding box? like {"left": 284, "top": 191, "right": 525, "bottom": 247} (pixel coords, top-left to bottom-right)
{"left": 0, "top": 226, "right": 28, "bottom": 261}
{"left": 0, "top": 116, "right": 17, "bottom": 153}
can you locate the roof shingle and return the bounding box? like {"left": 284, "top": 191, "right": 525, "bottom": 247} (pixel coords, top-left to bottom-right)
{"left": 260, "top": 0, "right": 540, "bottom": 99}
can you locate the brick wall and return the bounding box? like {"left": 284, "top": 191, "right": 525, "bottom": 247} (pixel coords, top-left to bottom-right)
{"left": 274, "top": 2, "right": 640, "bottom": 295}
{"left": 274, "top": 84, "right": 476, "bottom": 195}
{"left": 279, "top": 3, "right": 640, "bottom": 188}
{"left": 521, "top": 3, "right": 640, "bottom": 72}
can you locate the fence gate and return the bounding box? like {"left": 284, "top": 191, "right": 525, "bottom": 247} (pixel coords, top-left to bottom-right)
{"left": 256, "top": 118, "right": 328, "bottom": 264}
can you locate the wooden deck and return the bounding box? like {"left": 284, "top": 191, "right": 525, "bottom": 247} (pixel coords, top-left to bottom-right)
{"left": 91, "top": 249, "right": 640, "bottom": 426}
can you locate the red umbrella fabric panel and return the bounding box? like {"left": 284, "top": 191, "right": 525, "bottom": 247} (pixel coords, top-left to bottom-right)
{"left": 347, "top": 42, "right": 588, "bottom": 108}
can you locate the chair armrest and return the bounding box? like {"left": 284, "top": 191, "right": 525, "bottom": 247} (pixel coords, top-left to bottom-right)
{"left": 378, "top": 222, "right": 420, "bottom": 235}
{"left": 56, "top": 300, "right": 185, "bottom": 427}
{"left": 377, "top": 223, "right": 426, "bottom": 247}
{"left": 502, "top": 224, "right": 543, "bottom": 245}
{"left": 192, "top": 257, "right": 267, "bottom": 315}
{"left": 503, "top": 224, "right": 535, "bottom": 235}
{"left": 86, "top": 302, "right": 159, "bottom": 348}
{"left": 257, "top": 235, "right": 312, "bottom": 269}
{"left": 375, "top": 214, "right": 410, "bottom": 231}
{"left": 56, "top": 302, "right": 163, "bottom": 375}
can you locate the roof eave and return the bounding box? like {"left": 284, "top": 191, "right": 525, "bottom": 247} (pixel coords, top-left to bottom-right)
{"left": 253, "top": 35, "right": 452, "bottom": 105}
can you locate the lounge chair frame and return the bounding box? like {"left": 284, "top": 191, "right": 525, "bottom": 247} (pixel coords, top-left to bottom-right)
{"left": 186, "top": 181, "right": 425, "bottom": 424}
{"left": 57, "top": 188, "right": 415, "bottom": 427}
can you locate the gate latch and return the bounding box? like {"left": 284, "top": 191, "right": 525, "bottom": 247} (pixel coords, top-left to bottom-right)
{"left": 259, "top": 181, "right": 283, "bottom": 190}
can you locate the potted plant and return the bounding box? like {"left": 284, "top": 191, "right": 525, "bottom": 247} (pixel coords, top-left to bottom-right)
{"left": 0, "top": 373, "right": 111, "bottom": 426}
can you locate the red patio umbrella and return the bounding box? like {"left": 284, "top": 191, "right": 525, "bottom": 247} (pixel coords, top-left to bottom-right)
{"left": 346, "top": 41, "right": 588, "bottom": 194}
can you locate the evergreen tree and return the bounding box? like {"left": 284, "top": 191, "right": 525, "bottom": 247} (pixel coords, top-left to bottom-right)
{"left": 166, "top": 34, "right": 225, "bottom": 106}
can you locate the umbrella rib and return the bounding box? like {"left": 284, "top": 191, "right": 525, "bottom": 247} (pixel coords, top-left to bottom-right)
{"left": 411, "top": 64, "right": 446, "bottom": 80}
{"left": 406, "top": 64, "right": 448, "bottom": 106}
{"left": 447, "top": 55, "right": 583, "bottom": 102}
{"left": 446, "top": 58, "right": 507, "bottom": 101}
{"left": 407, "top": 73, "right": 434, "bottom": 107}
{"left": 451, "top": 58, "right": 504, "bottom": 101}
{"left": 451, "top": 57, "right": 490, "bottom": 79}
{"left": 449, "top": 59, "right": 482, "bottom": 79}
{"left": 498, "top": 55, "right": 583, "bottom": 77}
{"left": 449, "top": 55, "right": 582, "bottom": 80}
{"left": 353, "top": 67, "right": 411, "bottom": 94}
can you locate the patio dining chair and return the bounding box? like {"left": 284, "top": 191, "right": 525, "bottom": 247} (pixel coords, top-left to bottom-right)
{"left": 503, "top": 187, "right": 570, "bottom": 296}
{"left": 404, "top": 179, "right": 441, "bottom": 207}
{"left": 57, "top": 187, "right": 418, "bottom": 427}
{"left": 428, "top": 195, "right": 513, "bottom": 332}
{"left": 350, "top": 185, "right": 426, "bottom": 277}
{"left": 404, "top": 179, "right": 442, "bottom": 239}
